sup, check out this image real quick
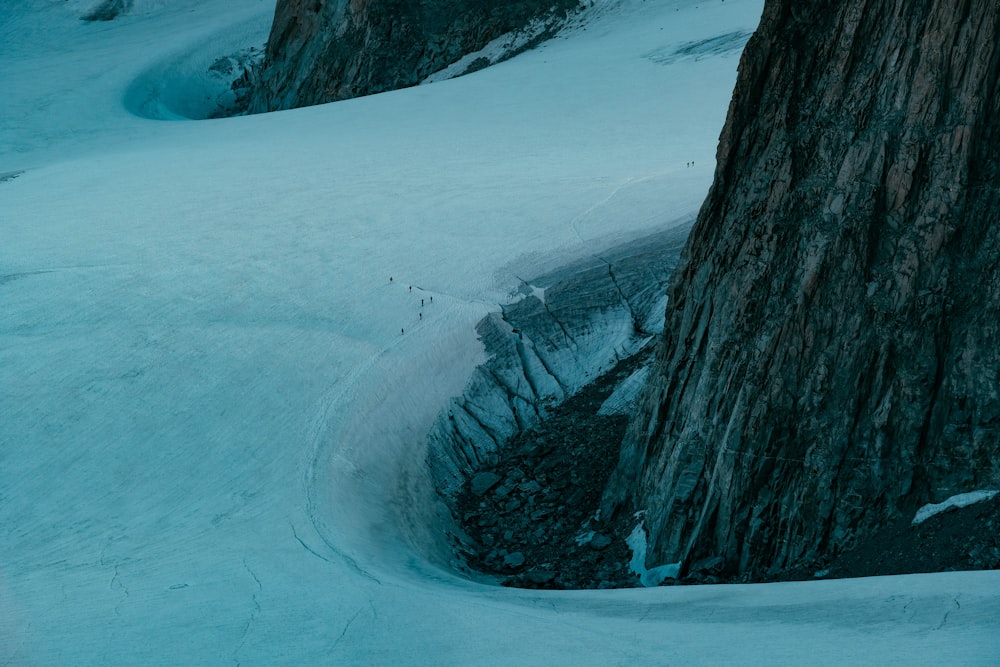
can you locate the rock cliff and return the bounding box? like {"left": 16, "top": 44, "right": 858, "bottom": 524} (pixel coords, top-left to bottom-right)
{"left": 81, "top": 0, "right": 132, "bottom": 21}
{"left": 246, "top": 0, "right": 580, "bottom": 113}
{"left": 604, "top": 0, "right": 1000, "bottom": 579}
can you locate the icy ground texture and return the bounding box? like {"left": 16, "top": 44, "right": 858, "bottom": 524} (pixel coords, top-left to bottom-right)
{"left": 2, "top": 0, "right": 999, "bottom": 664}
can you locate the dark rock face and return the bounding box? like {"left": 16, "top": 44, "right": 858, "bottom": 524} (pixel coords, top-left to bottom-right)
{"left": 81, "top": 0, "right": 132, "bottom": 21}
{"left": 247, "top": 0, "right": 580, "bottom": 112}
{"left": 800, "top": 492, "right": 1000, "bottom": 581}
{"left": 604, "top": 0, "right": 1000, "bottom": 579}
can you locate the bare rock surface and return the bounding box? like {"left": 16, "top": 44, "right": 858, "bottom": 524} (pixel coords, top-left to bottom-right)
{"left": 453, "top": 346, "right": 1000, "bottom": 589}
{"left": 603, "top": 0, "right": 1000, "bottom": 580}
{"left": 793, "top": 492, "right": 1000, "bottom": 582}
{"left": 246, "top": 0, "right": 582, "bottom": 112}
{"left": 81, "top": 0, "right": 132, "bottom": 22}
{"left": 453, "top": 351, "right": 650, "bottom": 589}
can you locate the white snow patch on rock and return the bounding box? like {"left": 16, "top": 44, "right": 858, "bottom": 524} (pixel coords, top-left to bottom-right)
{"left": 626, "top": 520, "right": 679, "bottom": 587}
{"left": 912, "top": 490, "right": 999, "bottom": 525}
{"left": 422, "top": 16, "right": 558, "bottom": 85}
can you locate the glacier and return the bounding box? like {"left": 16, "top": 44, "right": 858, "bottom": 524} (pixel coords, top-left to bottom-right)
{"left": 2, "top": 0, "right": 999, "bottom": 664}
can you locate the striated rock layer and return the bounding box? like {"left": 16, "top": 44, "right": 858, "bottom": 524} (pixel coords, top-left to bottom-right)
{"left": 604, "top": 0, "right": 1000, "bottom": 578}
{"left": 247, "top": 0, "right": 580, "bottom": 112}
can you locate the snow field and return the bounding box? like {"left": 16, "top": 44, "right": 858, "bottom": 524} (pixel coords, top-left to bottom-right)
{"left": 2, "top": 0, "right": 999, "bottom": 664}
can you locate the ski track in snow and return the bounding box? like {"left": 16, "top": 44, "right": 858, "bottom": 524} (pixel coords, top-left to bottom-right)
{"left": 2, "top": 0, "right": 1000, "bottom": 664}
{"left": 301, "top": 335, "right": 398, "bottom": 585}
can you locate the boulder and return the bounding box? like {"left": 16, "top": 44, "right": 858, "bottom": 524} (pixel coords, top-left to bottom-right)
{"left": 470, "top": 472, "right": 502, "bottom": 497}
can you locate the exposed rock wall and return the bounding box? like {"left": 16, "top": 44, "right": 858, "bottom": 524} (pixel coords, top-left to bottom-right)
{"left": 247, "top": 0, "right": 580, "bottom": 112}
{"left": 81, "top": 0, "right": 132, "bottom": 21}
{"left": 604, "top": 0, "right": 1000, "bottom": 578}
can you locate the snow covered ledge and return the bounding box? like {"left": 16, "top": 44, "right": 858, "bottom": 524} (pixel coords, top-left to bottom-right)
{"left": 912, "top": 490, "right": 1000, "bottom": 525}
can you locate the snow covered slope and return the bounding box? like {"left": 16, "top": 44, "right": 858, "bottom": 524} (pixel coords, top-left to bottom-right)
{"left": 2, "top": 0, "right": 998, "bottom": 664}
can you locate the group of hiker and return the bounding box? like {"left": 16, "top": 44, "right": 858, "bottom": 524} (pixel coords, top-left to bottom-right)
{"left": 390, "top": 276, "right": 432, "bottom": 334}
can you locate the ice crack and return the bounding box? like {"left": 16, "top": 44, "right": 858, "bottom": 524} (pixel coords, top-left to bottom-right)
{"left": 331, "top": 608, "right": 363, "bottom": 653}
{"left": 603, "top": 261, "right": 643, "bottom": 334}
{"left": 232, "top": 558, "right": 263, "bottom": 664}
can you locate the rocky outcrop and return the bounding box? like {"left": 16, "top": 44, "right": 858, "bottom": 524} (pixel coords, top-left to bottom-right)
{"left": 246, "top": 0, "right": 581, "bottom": 113}
{"left": 81, "top": 0, "right": 132, "bottom": 21}
{"left": 452, "top": 352, "right": 649, "bottom": 590}
{"left": 604, "top": 0, "right": 1000, "bottom": 579}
